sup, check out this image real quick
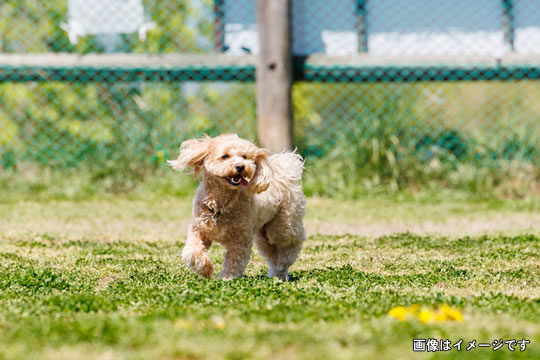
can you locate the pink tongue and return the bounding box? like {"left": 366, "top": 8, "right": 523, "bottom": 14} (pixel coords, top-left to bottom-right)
{"left": 240, "top": 178, "right": 249, "bottom": 187}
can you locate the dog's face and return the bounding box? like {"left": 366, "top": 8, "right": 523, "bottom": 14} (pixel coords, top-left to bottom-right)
{"left": 204, "top": 136, "right": 260, "bottom": 189}
{"left": 168, "top": 134, "right": 273, "bottom": 194}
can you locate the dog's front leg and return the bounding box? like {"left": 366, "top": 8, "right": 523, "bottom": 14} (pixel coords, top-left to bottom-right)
{"left": 182, "top": 226, "right": 214, "bottom": 278}
{"left": 219, "top": 237, "right": 253, "bottom": 280}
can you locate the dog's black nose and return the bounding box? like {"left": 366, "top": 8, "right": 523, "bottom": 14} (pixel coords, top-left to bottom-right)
{"left": 235, "top": 165, "right": 245, "bottom": 173}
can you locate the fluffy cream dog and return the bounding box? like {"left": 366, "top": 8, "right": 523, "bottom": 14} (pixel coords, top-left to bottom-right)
{"left": 168, "top": 134, "right": 306, "bottom": 281}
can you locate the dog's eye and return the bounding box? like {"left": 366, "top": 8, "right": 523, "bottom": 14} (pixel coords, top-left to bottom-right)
{"left": 242, "top": 155, "right": 247, "bottom": 159}
{"left": 221, "top": 154, "right": 230, "bottom": 159}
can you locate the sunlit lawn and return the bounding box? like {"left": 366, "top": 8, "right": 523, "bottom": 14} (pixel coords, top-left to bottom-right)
{"left": 0, "top": 197, "right": 538, "bottom": 359}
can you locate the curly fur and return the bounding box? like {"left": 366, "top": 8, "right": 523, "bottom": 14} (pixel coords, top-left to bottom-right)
{"left": 168, "top": 134, "right": 306, "bottom": 280}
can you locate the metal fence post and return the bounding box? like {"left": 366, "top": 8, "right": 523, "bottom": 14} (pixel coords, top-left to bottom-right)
{"left": 502, "top": 0, "right": 515, "bottom": 51}
{"left": 256, "top": 0, "right": 293, "bottom": 153}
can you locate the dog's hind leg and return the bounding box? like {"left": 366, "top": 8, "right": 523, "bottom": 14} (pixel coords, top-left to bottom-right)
{"left": 258, "top": 214, "right": 305, "bottom": 281}
{"left": 254, "top": 227, "right": 278, "bottom": 276}
{"left": 271, "top": 241, "right": 303, "bottom": 281}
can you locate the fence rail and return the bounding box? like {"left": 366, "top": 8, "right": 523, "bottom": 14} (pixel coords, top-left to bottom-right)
{"left": 2, "top": 53, "right": 540, "bottom": 83}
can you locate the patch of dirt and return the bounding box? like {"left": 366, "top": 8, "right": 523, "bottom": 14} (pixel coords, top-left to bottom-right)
{"left": 306, "top": 214, "right": 540, "bottom": 237}
{"left": 1, "top": 206, "right": 538, "bottom": 242}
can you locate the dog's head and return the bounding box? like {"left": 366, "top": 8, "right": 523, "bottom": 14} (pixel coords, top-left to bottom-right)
{"left": 168, "top": 134, "right": 273, "bottom": 194}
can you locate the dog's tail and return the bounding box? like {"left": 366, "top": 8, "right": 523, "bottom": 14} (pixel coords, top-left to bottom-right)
{"left": 269, "top": 150, "right": 304, "bottom": 193}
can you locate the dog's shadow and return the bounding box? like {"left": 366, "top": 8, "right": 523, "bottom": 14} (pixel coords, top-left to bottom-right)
{"left": 248, "top": 265, "right": 359, "bottom": 283}
{"left": 250, "top": 274, "right": 301, "bottom": 282}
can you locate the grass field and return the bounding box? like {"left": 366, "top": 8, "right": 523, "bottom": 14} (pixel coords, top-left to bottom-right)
{"left": 0, "top": 196, "right": 538, "bottom": 359}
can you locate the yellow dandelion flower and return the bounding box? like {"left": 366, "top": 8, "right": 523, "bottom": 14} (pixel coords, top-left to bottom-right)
{"left": 418, "top": 309, "right": 435, "bottom": 324}
{"left": 439, "top": 304, "right": 463, "bottom": 322}
{"left": 388, "top": 306, "right": 409, "bottom": 321}
{"left": 435, "top": 311, "right": 448, "bottom": 321}
{"left": 389, "top": 304, "right": 464, "bottom": 324}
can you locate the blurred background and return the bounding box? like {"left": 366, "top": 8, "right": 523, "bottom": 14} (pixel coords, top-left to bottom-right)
{"left": 0, "top": 0, "right": 539, "bottom": 200}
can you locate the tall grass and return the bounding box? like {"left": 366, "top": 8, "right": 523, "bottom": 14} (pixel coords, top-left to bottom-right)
{"left": 295, "top": 82, "right": 539, "bottom": 199}
{"left": 0, "top": 81, "right": 538, "bottom": 200}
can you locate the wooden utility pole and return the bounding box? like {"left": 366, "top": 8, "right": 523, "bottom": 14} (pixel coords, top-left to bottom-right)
{"left": 256, "top": 0, "right": 293, "bottom": 153}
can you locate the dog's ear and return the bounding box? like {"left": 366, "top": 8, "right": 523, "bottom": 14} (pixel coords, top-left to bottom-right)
{"left": 167, "top": 135, "right": 212, "bottom": 177}
{"left": 249, "top": 149, "right": 273, "bottom": 194}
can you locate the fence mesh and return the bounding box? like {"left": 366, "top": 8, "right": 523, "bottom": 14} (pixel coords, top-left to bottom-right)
{"left": 1, "top": 0, "right": 539, "bottom": 195}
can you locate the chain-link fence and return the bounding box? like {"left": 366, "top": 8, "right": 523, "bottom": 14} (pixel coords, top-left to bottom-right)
{"left": 1, "top": 0, "right": 539, "bottom": 196}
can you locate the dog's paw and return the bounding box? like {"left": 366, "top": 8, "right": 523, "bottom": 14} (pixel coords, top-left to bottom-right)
{"left": 267, "top": 268, "right": 289, "bottom": 281}
{"left": 219, "top": 270, "right": 244, "bottom": 281}
{"left": 276, "top": 272, "right": 289, "bottom": 281}
{"left": 197, "top": 259, "right": 214, "bottom": 279}
{"left": 218, "top": 274, "right": 237, "bottom": 281}
{"left": 183, "top": 250, "right": 214, "bottom": 279}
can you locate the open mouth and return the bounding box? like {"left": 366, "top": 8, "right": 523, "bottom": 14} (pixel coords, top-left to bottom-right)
{"left": 226, "top": 174, "right": 250, "bottom": 187}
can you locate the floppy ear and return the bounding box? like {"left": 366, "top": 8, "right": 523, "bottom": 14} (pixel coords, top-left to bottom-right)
{"left": 167, "top": 135, "right": 212, "bottom": 177}
{"left": 249, "top": 149, "right": 274, "bottom": 194}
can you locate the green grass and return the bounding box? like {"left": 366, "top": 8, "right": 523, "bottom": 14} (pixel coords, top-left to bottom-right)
{"left": 0, "top": 198, "right": 539, "bottom": 359}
